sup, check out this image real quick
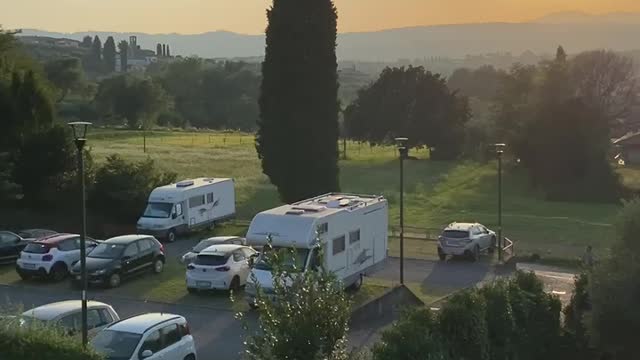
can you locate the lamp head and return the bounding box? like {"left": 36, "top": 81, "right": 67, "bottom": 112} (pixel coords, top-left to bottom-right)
{"left": 395, "top": 137, "right": 409, "bottom": 148}
{"left": 68, "top": 122, "right": 92, "bottom": 141}
{"left": 494, "top": 143, "right": 506, "bottom": 154}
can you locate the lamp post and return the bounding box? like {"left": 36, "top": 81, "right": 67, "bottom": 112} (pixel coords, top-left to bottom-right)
{"left": 68, "top": 121, "right": 91, "bottom": 347}
{"left": 395, "top": 137, "right": 409, "bottom": 285}
{"left": 494, "top": 143, "right": 506, "bottom": 262}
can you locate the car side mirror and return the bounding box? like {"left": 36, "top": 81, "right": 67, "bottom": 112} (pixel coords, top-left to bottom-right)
{"left": 172, "top": 213, "right": 178, "bottom": 219}
{"left": 141, "top": 350, "right": 154, "bottom": 359}
{"left": 248, "top": 257, "right": 255, "bottom": 267}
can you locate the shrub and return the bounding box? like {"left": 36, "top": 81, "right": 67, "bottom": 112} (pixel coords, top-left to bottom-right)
{"left": 479, "top": 280, "right": 516, "bottom": 359}
{"left": 372, "top": 307, "right": 446, "bottom": 360}
{"left": 0, "top": 318, "right": 102, "bottom": 360}
{"left": 90, "top": 154, "right": 177, "bottom": 223}
{"left": 438, "top": 290, "right": 490, "bottom": 360}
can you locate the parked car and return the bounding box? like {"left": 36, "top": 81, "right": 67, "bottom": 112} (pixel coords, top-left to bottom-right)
{"left": 16, "top": 229, "right": 58, "bottom": 240}
{"left": 91, "top": 313, "right": 197, "bottom": 360}
{"left": 20, "top": 300, "right": 120, "bottom": 338}
{"left": 186, "top": 244, "right": 257, "bottom": 292}
{"left": 0, "top": 231, "right": 33, "bottom": 264}
{"left": 437, "top": 222, "right": 496, "bottom": 261}
{"left": 71, "top": 235, "right": 165, "bottom": 288}
{"left": 180, "top": 236, "right": 246, "bottom": 264}
{"left": 15, "top": 233, "right": 99, "bottom": 281}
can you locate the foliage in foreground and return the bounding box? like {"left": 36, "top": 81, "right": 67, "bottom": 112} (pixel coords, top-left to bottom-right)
{"left": 239, "top": 243, "right": 352, "bottom": 360}
{"left": 0, "top": 318, "right": 102, "bottom": 360}
{"left": 373, "top": 271, "right": 565, "bottom": 360}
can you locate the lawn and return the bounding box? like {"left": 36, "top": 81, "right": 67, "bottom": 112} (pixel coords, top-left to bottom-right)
{"left": 88, "top": 129, "right": 625, "bottom": 260}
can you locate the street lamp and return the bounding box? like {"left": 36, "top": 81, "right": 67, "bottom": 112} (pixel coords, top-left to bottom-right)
{"left": 494, "top": 143, "right": 506, "bottom": 263}
{"left": 68, "top": 121, "right": 91, "bottom": 347}
{"left": 395, "top": 137, "right": 409, "bottom": 285}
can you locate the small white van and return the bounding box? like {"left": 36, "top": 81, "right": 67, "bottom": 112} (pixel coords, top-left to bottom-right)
{"left": 137, "top": 178, "right": 235, "bottom": 242}
{"left": 245, "top": 193, "right": 388, "bottom": 306}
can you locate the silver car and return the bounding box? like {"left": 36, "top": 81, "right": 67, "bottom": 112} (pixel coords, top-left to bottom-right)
{"left": 437, "top": 222, "right": 496, "bottom": 261}
{"left": 180, "top": 236, "right": 246, "bottom": 264}
{"left": 20, "top": 300, "right": 120, "bottom": 337}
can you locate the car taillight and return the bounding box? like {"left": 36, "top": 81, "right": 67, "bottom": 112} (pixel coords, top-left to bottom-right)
{"left": 187, "top": 264, "right": 195, "bottom": 270}
{"left": 216, "top": 266, "right": 230, "bottom": 272}
{"left": 42, "top": 254, "right": 53, "bottom": 261}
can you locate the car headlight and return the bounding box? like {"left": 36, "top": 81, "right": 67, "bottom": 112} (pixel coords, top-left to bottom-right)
{"left": 92, "top": 269, "right": 107, "bottom": 275}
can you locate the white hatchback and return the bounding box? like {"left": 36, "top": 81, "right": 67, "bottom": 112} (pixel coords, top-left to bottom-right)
{"left": 186, "top": 244, "right": 257, "bottom": 292}
{"left": 21, "top": 300, "right": 120, "bottom": 338}
{"left": 92, "top": 313, "right": 197, "bottom": 360}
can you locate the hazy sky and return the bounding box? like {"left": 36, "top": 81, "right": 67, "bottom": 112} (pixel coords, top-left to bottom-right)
{"left": 4, "top": 0, "right": 640, "bottom": 34}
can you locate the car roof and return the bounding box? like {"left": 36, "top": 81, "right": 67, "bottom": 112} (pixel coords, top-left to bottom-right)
{"left": 200, "top": 244, "right": 246, "bottom": 255}
{"left": 201, "top": 236, "right": 241, "bottom": 243}
{"left": 444, "top": 222, "right": 479, "bottom": 231}
{"left": 22, "top": 300, "right": 110, "bottom": 321}
{"left": 104, "top": 235, "right": 153, "bottom": 244}
{"left": 107, "top": 313, "right": 182, "bottom": 334}
{"left": 35, "top": 233, "right": 78, "bottom": 244}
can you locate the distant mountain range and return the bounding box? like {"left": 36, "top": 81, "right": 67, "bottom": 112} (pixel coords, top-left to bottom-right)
{"left": 17, "top": 12, "right": 640, "bottom": 61}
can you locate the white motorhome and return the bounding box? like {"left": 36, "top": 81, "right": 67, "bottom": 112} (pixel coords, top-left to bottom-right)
{"left": 245, "top": 193, "right": 388, "bottom": 305}
{"left": 136, "top": 178, "right": 235, "bottom": 242}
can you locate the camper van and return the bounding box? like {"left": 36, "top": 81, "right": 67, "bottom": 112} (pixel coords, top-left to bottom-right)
{"left": 136, "top": 178, "right": 235, "bottom": 242}
{"left": 244, "top": 193, "right": 388, "bottom": 305}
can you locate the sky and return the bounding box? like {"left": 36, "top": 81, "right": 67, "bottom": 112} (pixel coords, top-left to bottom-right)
{"left": 3, "top": 0, "right": 640, "bottom": 34}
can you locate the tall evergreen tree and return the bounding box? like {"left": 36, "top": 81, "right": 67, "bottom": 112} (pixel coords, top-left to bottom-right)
{"left": 81, "top": 35, "right": 92, "bottom": 48}
{"left": 156, "top": 43, "right": 162, "bottom": 57}
{"left": 256, "top": 0, "right": 340, "bottom": 203}
{"left": 118, "top": 40, "right": 128, "bottom": 72}
{"left": 555, "top": 45, "right": 567, "bottom": 63}
{"left": 162, "top": 44, "right": 166, "bottom": 57}
{"left": 166, "top": 45, "right": 171, "bottom": 57}
{"left": 89, "top": 35, "right": 102, "bottom": 73}
{"left": 103, "top": 36, "right": 117, "bottom": 73}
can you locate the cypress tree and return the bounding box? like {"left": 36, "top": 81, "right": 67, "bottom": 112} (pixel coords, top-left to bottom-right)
{"left": 103, "top": 36, "right": 117, "bottom": 73}
{"left": 256, "top": 0, "right": 340, "bottom": 203}
{"left": 166, "top": 45, "right": 171, "bottom": 57}
{"left": 81, "top": 36, "right": 92, "bottom": 48}
{"left": 118, "top": 40, "right": 128, "bottom": 72}
{"left": 162, "top": 44, "right": 166, "bottom": 57}
{"left": 156, "top": 43, "right": 162, "bottom": 56}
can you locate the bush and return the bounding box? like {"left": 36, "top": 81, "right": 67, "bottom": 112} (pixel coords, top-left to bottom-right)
{"left": 480, "top": 280, "right": 515, "bottom": 359}
{"left": 90, "top": 154, "right": 177, "bottom": 223}
{"left": 0, "top": 318, "right": 102, "bottom": 360}
{"left": 438, "top": 290, "right": 490, "bottom": 360}
{"left": 372, "top": 308, "right": 446, "bottom": 360}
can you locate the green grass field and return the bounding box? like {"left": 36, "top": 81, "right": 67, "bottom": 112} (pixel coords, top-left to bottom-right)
{"left": 89, "top": 129, "right": 625, "bottom": 260}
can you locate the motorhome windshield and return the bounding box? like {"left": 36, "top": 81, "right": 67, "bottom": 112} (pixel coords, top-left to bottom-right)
{"left": 254, "top": 247, "right": 310, "bottom": 272}
{"left": 142, "top": 202, "right": 173, "bottom": 218}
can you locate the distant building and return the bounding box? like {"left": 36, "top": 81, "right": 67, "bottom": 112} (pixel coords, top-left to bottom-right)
{"left": 54, "top": 39, "right": 79, "bottom": 48}
{"left": 613, "top": 131, "right": 640, "bottom": 165}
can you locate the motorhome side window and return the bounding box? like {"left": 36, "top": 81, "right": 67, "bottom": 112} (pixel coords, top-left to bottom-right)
{"left": 332, "top": 235, "right": 346, "bottom": 255}
{"left": 349, "top": 230, "right": 360, "bottom": 244}
{"left": 317, "top": 223, "right": 328, "bottom": 235}
{"left": 189, "top": 195, "right": 205, "bottom": 208}
{"left": 207, "top": 193, "right": 214, "bottom": 204}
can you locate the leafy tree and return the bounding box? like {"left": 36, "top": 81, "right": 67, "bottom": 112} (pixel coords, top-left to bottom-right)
{"left": 240, "top": 243, "right": 351, "bottom": 360}
{"left": 563, "top": 273, "right": 591, "bottom": 355}
{"left": 0, "top": 152, "right": 19, "bottom": 201}
{"left": 345, "top": 66, "right": 470, "bottom": 159}
{"left": 448, "top": 65, "right": 506, "bottom": 101}
{"left": 44, "top": 57, "right": 85, "bottom": 103}
{"left": 103, "top": 36, "right": 117, "bottom": 73}
{"left": 589, "top": 199, "right": 640, "bottom": 359}
{"left": 117, "top": 40, "right": 128, "bottom": 72}
{"left": 90, "top": 154, "right": 176, "bottom": 223}
{"left": 80, "top": 35, "right": 93, "bottom": 48}
{"left": 256, "top": 0, "right": 341, "bottom": 203}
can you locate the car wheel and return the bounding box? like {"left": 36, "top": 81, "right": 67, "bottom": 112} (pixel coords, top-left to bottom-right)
{"left": 471, "top": 245, "right": 480, "bottom": 262}
{"left": 108, "top": 273, "right": 121, "bottom": 288}
{"left": 184, "top": 354, "right": 196, "bottom": 360}
{"left": 51, "top": 263, "right": 68, "bottom": 282}
{"left": 438, "top": 248, "right": 447, "bottom": 261}
{"left": 488, "top": 237, "right": 497, "bottom": 254}
{"left": 229, "top": 276, "right": 241, "bottom": 292}
{"left": 350, "top": 274, "right": 363, "bottom": 291}
{"left": 167, "top": 229, "right": 177, "bottom": 243}
{"left": 153, "top": 258, "right": 164, "bottom": 274}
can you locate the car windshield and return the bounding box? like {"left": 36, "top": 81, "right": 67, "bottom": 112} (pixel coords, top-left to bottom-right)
{"left": 142, "top": 202, "right": 173, "bottom": 219}
{"left": 18, "top": 315, "right": 47, "bottom": 328}
{"left": 192, "top": 240, "right": 219, "bottom": 253}
{"left": 23, "top": 243, "right": 50, "bottom": 254}
{"left": 89, "top": 243, "right": 126, "bottom": 259}
{"left": 195, "top": 254, "right": 229, "bottom": 266}
{"left": 442, "top": 230, "right": 470, "bottom": 239}
{"left": 253, "top": 247, "right": 310, "bottom": 272}
{"left": 91, "top": 330, "right": 142, "bottom": 360}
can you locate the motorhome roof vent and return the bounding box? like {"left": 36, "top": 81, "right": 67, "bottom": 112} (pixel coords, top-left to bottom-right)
{"left": 327, "top": 199, "right": 352, "bottom": 208}
{"left": 286, "top": 209, "right": 305, "bottom": 215}
{"left": 291, "top": 205, "right": 325, "bottom": 213}
{"left": 176, "top": 180, "right": 195, "bottom": 188}
{"left": 204, "top": 178, "right": 215, "bottom": 182}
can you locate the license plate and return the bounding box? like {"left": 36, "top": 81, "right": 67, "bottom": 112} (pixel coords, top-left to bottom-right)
{"left": 23, "top": 263, "right": 35, "bottom": 269}
{"left": 196, "top": 281, "right": 211, "bottom": 288}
